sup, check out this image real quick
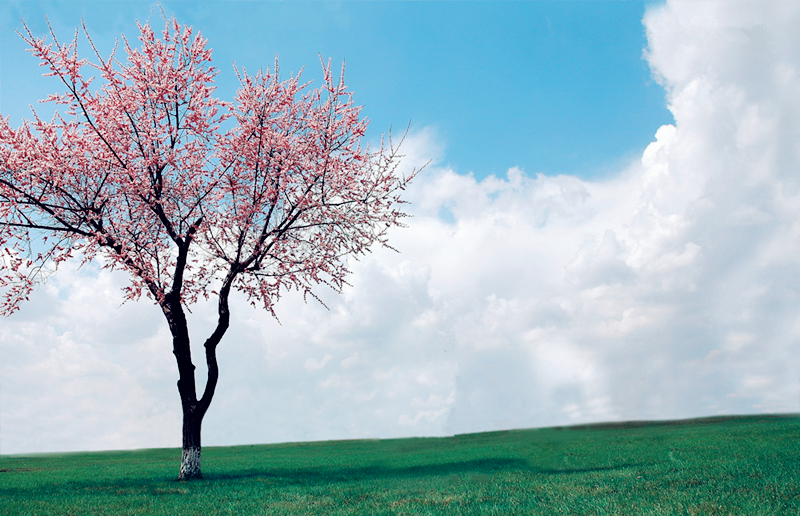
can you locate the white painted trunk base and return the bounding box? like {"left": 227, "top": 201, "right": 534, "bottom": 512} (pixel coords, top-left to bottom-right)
{"left": 180, "top": 446, "right": 202, "bottom": 479}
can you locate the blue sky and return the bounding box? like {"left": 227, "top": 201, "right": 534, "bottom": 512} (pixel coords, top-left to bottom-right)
{"left": 2, "top": 1, "right": 671, "bottom": 180}
{"left": 1, "top": 1, "right": 798, "bottom": 455}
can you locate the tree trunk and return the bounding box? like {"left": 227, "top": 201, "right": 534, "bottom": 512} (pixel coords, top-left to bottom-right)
{"left": 180, "top": 408, "right": 203, "bottom": 480}
{"left": 163, "top": 289, "right": 209, "bottom": 481}
{"left": 176, "top": 357, "right": 214, "bottom": 480}
{"left": 159, "top": 253, "right": 234, "bottom": 480}
{"left": 164, "top": 273, "right": 232, "bottom": 480}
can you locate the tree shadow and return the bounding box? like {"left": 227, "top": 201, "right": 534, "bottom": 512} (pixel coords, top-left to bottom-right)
{"left": 204, "top": 457, "right": 529, "bottom": 484}
{"left": 0, "top": 455, "right": 644, "bottom": 499}
{"left": 203, "top": 457, "right": 642, "bottom": 485}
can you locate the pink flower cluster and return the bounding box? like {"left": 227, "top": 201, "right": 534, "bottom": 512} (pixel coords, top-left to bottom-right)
{"left": 0, "top": 17, "right": 415, "bottom": 317}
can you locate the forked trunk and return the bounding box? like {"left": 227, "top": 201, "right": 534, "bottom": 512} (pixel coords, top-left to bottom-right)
{"left": 174, "top": 359, "right": 215, "bottom": 480}
{"left": 163, "top": 271, "right": 232, "bottom": 481}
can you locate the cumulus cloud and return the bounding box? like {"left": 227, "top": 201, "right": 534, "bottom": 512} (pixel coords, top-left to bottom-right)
{"left": 1, "top": 0, "right": 798, "bottom": 454}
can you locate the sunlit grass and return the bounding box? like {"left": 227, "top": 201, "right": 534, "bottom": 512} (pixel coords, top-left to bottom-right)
{"left": 1, "top": 414, "right": 798, "bottom": 515}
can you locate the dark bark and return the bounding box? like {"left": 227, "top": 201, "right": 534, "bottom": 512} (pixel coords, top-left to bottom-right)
{"left": 163, "top": 268, "right": 234, "bottom": 480}
{"left": 164, "top": 290, "right": 201, "bottom": 480}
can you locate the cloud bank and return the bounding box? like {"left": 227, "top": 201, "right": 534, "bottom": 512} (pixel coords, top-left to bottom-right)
{"left": 1, "top": 0, "right": 798, "bottom": 454}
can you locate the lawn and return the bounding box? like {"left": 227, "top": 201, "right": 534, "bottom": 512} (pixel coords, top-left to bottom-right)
{"left": 1, "top": 414, "right": 798, "bottom": 515}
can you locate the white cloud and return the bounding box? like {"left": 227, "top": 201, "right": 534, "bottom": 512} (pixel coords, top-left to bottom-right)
{"left": 304, "top": 354, "right": 333, "bottom": 372}
{"left": 1, "top": 0, "right": 798, "bottom": 454}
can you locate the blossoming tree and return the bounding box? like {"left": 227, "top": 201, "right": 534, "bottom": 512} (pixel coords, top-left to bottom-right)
{"left": 0, "top": 17, "right": 414, "bottom": 479}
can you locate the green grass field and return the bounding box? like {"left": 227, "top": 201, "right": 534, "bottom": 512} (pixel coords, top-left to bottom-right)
{"left": 1, "top": 414, "right": 798, "bottom": 515}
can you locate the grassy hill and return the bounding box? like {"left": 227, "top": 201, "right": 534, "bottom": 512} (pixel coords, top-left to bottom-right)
{"left": 1, "top": 414, "right": 798, "bottom": 515}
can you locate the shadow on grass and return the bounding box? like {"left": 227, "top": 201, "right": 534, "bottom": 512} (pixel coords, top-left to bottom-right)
{"left": 0, "top": 456, "right": 642, "bottom": 498}
{"left": 206, "top": 457, "right": 527, "bottom": 483}
{"left": 204, "top": 457, "right": 634, "bottom": 483}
